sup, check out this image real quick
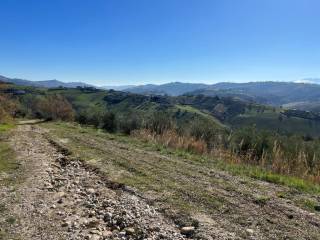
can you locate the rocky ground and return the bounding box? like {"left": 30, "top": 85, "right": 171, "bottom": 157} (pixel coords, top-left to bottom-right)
{"left": 0, "top": 125, "right": 190, "bottom": 240}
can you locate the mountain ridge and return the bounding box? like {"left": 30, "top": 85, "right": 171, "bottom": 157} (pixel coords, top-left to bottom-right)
{"left": 124, "top": 81, "right": 320, "bottom": 106}
{"left": 0, "top": 75, "right": 95, "bottom": 88}
{"left": 2, "top": 74, "right": 320, "bottom": 107}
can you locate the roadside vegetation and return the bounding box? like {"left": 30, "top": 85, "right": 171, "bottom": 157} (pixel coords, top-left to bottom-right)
{"left": 44, "top": 121, "right": 320, "bottom": 194}
{"left": 0, "top": 93, "right": 18, "bottom": 239}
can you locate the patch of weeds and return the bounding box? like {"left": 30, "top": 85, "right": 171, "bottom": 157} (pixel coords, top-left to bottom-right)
{"left": 299, "top": 199, "right": 320, "bottom": 212}
{"left": 0, "top": 143, "right": 17, "bottom": 178}
{"left": 305, "top": 199, "right": 316, "bottom": 210}
{"left": 217, "top": 162, "right": 320, "bottom": 194}
{"left": 254, "top": 195, "right": 270, "bottom": 206}
{"left": 0, "top": 204, "right": 6, "bottom": 213}
{"left": 0, "top": 124, "right": 14, "bottom": 133}
{"left": 276, "top": 191, "right": 290, "bottom": 199}
{"left": 5, "top": 216, "right": 16, "bottom": 225}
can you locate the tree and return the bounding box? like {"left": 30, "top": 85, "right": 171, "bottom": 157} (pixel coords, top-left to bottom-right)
{"left": 101, "top": 112, "right": 116, "bottom": 132}
{"left": 37, "top": 94, "right": 75, "bottom": 121}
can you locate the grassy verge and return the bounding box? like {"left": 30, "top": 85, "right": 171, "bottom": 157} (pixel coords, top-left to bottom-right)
{"left": 216, "top": 162, "right": 320, "bottom": 193}
{"left": 43, "top": 122, "right": 320, "bottom": 196}
{"left": 0, "top": 143, "right": 17, "bottom": 178}
{"left": 0, "top": 123, "right": 14, "bottom": 133}
{"left": 0, "top": 124, "right": 17, "bottom": 182}
{"left": 0, "top": 124, "right": 19, "bottom": 240}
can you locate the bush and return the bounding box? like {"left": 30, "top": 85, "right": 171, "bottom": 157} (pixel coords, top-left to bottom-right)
{"left": 117, "top": 113, "right": 141, "bottom": 135}
{"left": 76, "top": 109, "right": 104, "bottom": 127}
{"left": 145, "top": 111, "right": 173, "bottom": 134}
{"left": 101, "top": 112, "right": 116, "bottom": 132}
{"left": 188, "top": 119, "right": 221, "bottom": 149}
{"left": 0, "top": 94, "right": 18, "bottom": 123}
{"left": 36, "top": 94, "right": 75, "bottom": 121}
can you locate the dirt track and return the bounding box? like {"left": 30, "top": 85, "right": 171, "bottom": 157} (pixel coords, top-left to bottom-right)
{"left": 1, "top": 125, "right": 187, "bottom": 239}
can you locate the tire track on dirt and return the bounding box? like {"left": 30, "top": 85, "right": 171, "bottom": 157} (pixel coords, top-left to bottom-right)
{"left": 3, "top": 125, "right": 189, "bottom": 240}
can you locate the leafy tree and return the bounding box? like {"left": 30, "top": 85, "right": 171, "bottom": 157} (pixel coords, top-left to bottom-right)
{"left": 101, "top": 112, "right": 116, "bottom": 132}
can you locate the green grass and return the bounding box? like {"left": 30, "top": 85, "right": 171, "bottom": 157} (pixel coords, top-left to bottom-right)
{"left": 5, "top": 217, "right": 16, "bottom": 225}
{"left": 254, "top": 195, "right": 270, "bottom": 206}
{"left": 215, "top": 161, "right": 320, "bottom": 194}
{"left": 302, "top": 199, "right": 317, "bottom": 210}
{"left": 0, "top": 123, "right": 14, "bottom": 133}
{"left": 176, "top": 104, "right": 226, "bottom": 128}
{"left": 0, "top": 124, "right": 19, "bottom": 240}
{"left": 0, "top": 143, "right": 17, "bottom": 177}
{"left": 0, "top": 123, "right": 18, "bottom": 184}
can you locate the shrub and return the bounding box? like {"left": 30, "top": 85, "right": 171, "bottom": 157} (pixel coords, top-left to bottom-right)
{"left": 36, "top": 94, "right": 75, "bottom": 121}
{"left": 84, "top": 111, "right": 102, "bottom": 127}
{"left": 117, "top": 113, "right": 141, "bottom": 135}
{"left": 145, "top": 111, "right": 173, "bottom": 134}
{"left": 101, "top": 112, "right": 116, "bottom": 132}
{"left": 188, "top": 119, "right": 222, "bottom": 149}
{"left": 76, "top": 109, "right": 104, "bottom": 128}
{"left": 0, "top": 94, "right": 18, "bottom": 123}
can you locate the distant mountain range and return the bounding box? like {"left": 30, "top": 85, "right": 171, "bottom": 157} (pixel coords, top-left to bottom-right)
{"left": 123, "top": 81, "right": 320, "bottom": 106}
{"left": 188, "top": 82, "right": 320, "bottom": 106}
{"left": 101, "top": 85, "right": 136, "bottom": 91}
{"left": 123, "top": 82, "right": 208, "bottom": 96}
{"left": 2, "top": 74, "right": 320, "bottom": 107}
{"left": 0, "top": 75, "right": 94, "bottom": 88}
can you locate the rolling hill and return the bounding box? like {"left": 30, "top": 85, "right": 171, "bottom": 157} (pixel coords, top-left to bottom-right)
{"left": 124, "top": 81, "right": 320, "bottom": 106}
{"left": 5, "top": 83, "right": 317, "bottom": 137}
{"left": 0, "top": 75, "right": 94, "bottom": 88}
{"left": 124, "top": 82, "right": 208, "bottom": 96}
{"left": 3, "top": 73, "right": 320, "bottom": 108}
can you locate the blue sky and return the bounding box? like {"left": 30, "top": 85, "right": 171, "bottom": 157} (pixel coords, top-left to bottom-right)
{"left": 0, "top": 0, "right": 320, "bottom": 86}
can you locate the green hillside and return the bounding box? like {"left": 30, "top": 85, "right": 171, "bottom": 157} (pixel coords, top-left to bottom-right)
{"left": 3, "top": 82, "right": 320, "bottom": 138}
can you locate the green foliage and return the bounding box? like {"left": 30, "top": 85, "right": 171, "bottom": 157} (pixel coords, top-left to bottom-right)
{"left": 76, "top": 109, "right": 103, "bottom": 127}
{"left": 230, "top": 126, "right": 272, "bottom": 160}
{"left": 0, "top": 141, "right": 18, "bottom": 185}
{"left": 101, "top": 112, "right": 116, "bottom": 132}
{"left": 229, "top": 126, "right": 320, "bottom": 177}
{"left": 187, "top": 118, "right": 223, "bottom": 149}
{"left": 230, "top": 107, "right": 320, "bottom": 138}
{"left": 0, "top": 124, "right": 14, "bottom": 133}
{"left": 117, "top": 112, "right": 141, "bottom": 135}
{"left": 144, "top": 111, "right": 173, "bottom": 134}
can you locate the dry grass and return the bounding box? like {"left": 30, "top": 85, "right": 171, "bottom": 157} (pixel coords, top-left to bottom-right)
{"left": 132, "top": 128, "right": 320, "bottom": 185}
{"left": 132, "top": 129, "right": 207, "bottom": 154}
